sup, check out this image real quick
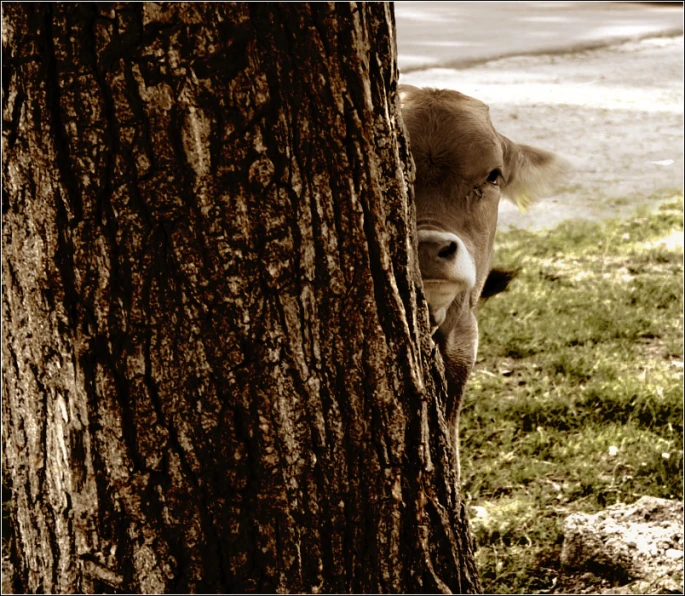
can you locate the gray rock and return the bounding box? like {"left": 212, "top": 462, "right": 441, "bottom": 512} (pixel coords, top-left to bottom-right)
{"left": 561, "top": 496, "right": 684, "bottom": 594}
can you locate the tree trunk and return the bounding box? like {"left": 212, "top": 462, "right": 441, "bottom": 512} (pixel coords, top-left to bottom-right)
{"left": 2, "top": 3, "right": 481, "bottom": 593}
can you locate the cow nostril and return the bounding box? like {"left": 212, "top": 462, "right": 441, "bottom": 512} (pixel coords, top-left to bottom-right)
{"left": 438, "top": 241, "right": 458, "bottom": 259}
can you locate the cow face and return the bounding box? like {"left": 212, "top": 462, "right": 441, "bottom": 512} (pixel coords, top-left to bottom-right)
{"left": 400, "top": 86, "right": 563, "bottom": 336}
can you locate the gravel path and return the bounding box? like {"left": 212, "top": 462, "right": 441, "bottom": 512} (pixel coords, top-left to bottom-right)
{"left": 400, "top": 35, "right": 684, "bottom": 231}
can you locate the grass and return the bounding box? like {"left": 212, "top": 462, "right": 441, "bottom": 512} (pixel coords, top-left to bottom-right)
{"left": 462, "top": 194, "right": 684, "bottom": 594}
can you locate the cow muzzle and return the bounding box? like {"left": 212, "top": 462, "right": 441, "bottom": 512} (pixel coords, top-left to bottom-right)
{"left": 418, "top": 229, "right": 476, "bottom": 329}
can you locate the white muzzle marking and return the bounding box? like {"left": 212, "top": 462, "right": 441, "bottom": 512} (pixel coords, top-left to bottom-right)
{"left": 418, "top": 229, "right": 476, "bottom": 325}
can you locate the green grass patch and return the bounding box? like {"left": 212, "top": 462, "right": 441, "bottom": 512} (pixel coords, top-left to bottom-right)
{"left": 463, "top": 194, "right": 684, "bottom": 594}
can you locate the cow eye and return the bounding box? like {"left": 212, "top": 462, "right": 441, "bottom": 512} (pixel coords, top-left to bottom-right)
{"left": 487, "top": 169, "right": 502, "bottom": 185}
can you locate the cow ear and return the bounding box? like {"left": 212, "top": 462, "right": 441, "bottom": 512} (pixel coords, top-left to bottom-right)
{"left": 480, "top": 267, "right": 520, "bottom": 300}
{"left": 500, "top": 135, "right": 568, "bottom": 212}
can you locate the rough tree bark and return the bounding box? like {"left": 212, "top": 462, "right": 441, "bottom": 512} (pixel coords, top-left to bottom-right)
{"left": 2, "top": 3, "right": 481, "bottom": 593}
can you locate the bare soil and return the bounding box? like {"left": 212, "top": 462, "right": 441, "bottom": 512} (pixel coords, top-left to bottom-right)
{"left": 400, "top": 35, "right": 684, "bottom": 231}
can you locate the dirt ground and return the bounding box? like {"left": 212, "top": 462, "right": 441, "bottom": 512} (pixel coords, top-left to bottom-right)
{"left": 400, "top": 35, "right": 684, "bottom": 231}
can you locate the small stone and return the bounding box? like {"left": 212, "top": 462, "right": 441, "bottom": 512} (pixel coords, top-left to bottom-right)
{"left": 665, "top": 549, "right": 683, "bottom": 560}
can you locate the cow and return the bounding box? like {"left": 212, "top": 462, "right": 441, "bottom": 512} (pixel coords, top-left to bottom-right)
{"left": 400, "top": 85, "right": 566, "bottom": 477}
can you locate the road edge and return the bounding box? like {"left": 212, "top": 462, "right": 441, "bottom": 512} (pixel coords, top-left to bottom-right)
{"left": 399, "top": 28, "right": 684, "bottom": 74}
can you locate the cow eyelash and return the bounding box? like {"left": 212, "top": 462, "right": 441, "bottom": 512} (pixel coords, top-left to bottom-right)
{"left": 473, "top": 168, "right": 503, "bottom": 198}
{"left": 487, "top": 168, "right": 503, "bottom": 185}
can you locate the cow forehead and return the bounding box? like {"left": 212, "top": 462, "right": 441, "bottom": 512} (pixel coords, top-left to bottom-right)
{"left": 429, "top": 88, "right": 488, "bottom": 110}
{"left": 401, "top": 86, "right": 486, "bottom": 108}
{"left": 402, "top": 88, "right": 504, "bottom": 180}
{"left": 402, "top": 87, "right": 491, "bottom": 125}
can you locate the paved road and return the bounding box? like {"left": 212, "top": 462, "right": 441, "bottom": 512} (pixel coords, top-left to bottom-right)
{"left": 396, "top": 1, "right": 683, "bottom": 73}
{"left": 396, "top": 2, "right": 683, "bottom": 232}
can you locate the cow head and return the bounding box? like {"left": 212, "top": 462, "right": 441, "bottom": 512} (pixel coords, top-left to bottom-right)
{"left": 400, "top": 86, "right": 565, "bottom": 341}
